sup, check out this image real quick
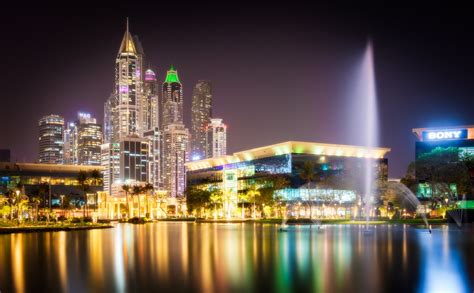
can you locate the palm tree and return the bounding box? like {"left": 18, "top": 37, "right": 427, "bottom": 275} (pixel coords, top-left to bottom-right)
{"left": 30, "top": 196, "right": 41, "bottom": 223}
{"left": 77, "top": 170, "right": 89, "bottom": 218}
{"left": 299, "top": 161, "right": 316, "bottom": 219}
{"left": 210, "top": 190, "right": 223, "bottom": 219}
{"left": 132, "top": 185, "right": 143, "bottom": 218}
{"left": 38, "top": 182, "right": 49, "bottom": 220}
{"left": 121, "top": 184, "right": 131, "bottom": 218}
{"left": 246, "top": 186, "right": 261, "bottom": 219}
{"left": 143, "top": 183, "right": 154, "bottom": 218}
{"left": 88, "top": 169, "right": 103, "bottom": 215}
{"left": 238, "top": 192, "right": 249, "bottom": 219}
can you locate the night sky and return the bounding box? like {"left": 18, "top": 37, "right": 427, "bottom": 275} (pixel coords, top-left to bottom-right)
{"left": 1, "top": 3, "right": 474, "bottom": 177}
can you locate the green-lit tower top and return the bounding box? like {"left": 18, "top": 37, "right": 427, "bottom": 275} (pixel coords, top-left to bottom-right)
{"left": 164, "top": 65, "right": 180, "bottom": 83}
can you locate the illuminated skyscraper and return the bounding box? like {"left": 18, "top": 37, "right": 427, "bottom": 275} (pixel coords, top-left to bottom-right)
{"left": 142, "top": 68, "right": 162, "bottom": 189}
{"left": 163, "top": 124, "right": 189, "bottom": 197}
{"left": 143, "top": 68, "right": 159, "bottom": 131}
{"left": 162, "top": 66, "right": 183, "bottom": 128}
{"left": 38, "top": 114, "right": 64, "bottom": 164}
{"left": 191, "top": 80, "right": 212, "bottom": 161}
{"left": 114, "top": 20, "right": 143, "bottom": 139}
{"left": 63, "top": 121, "right": 78, "bottom": 165}
{"left": 206, "top": 118, "right": 227, "bottom": 158}
{"left": 76, "top": 113, "right": 102, "bottom": 166}
{"left": 64, "top": 113, "right": 103, "bottom": 166}
{"left": 103, "top": 93, "right": 116, "bottom": 143}
{"left": 101, "top": 142, "right": 120, "bottom": 194}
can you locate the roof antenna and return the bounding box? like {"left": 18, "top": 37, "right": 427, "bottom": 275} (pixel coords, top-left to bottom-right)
{"left": 126, "top": 17, "right": 129, "bottom": 33}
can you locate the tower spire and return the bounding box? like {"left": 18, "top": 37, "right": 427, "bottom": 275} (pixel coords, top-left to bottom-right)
{"left": 118, "top": 17, "right": 137, "bottom": 55}
{"left": 126, "top": 17, "right": 129, "bottom": 34}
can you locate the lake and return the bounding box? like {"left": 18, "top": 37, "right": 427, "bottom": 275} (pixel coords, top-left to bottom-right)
{"left": 0, "top": 222, "right": 473, "bottom": 292}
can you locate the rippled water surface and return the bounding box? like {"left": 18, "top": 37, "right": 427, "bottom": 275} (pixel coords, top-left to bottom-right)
{"left": 0, "top": 223, "right": 473, "bottom": 292}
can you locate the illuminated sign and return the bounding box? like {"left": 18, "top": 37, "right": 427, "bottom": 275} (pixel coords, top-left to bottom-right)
{"left": 422, "top": 129, "right": 467, "bottom": 141}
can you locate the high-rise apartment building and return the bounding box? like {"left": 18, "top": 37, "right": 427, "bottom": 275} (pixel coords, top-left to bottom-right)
{"left": 114, "top": 20, "right": 143, "bottom": 139}
{"left": 103, "top": 93, "right": 116, "bottom": 144}
{"left": 63, "top": 121, "right": 78, "bottom": 165}
{"left": 119, "top": 137, "right": 149, "bottom": 184}
{"left": 162, "top": 66, "right": 183, "bottom": 128}
{"left": 101, "top": 142, "right": 120, "bottom": 194}
{"left": 206, "top": 118, "right": 227, "bottom": 158}
{"left": 163, "top": 124, "right": 189, "bottom": 197}
{"left": 38, "top": 114, "right": 64, "bottom": 164}
{"left": 161, "top": 67, "right": 190, "bottom": 197}
{"left": 143, "top": 69, "right": 159, "bottom": 131}
{"left": 77, "top": 113, "right": 102, "bottom": 166}
{"left": 63, "top": 113, "right": 102, "bottom": 166}
{"left": 191, "top": 80, "right": 212, "bottom": 160}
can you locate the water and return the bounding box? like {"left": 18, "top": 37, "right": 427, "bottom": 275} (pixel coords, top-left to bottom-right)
{"left": 387, "top": 182, "right": 429, "bottom": 229}
{"left": 0, "top": 222, "right": 473, "bottom": 293}
{"left": 350, "top": 40, "right": 379, "bottom": 228}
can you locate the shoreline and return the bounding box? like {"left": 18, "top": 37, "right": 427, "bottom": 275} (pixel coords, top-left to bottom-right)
{"left": 0, "top": 223, "right": 114, "bottom": 234}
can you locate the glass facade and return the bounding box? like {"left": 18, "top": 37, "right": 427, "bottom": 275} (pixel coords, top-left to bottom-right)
{"left": 187, "top": 153, "right": 388, "bottom": 203}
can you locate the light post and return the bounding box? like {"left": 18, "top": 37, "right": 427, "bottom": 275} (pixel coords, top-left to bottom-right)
{"left": 60, "top": 195, "right": 65, "bottom": 217}
{"left": 15, "top": 190, "right": 20, "bottom": 224}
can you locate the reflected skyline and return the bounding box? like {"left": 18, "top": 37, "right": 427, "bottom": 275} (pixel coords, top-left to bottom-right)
{"left": 1, "top": 223, "right": 473, "bottom": 292}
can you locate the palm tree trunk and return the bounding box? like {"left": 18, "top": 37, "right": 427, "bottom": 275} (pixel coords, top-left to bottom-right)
{"left": 125, "top": 192, "right": 129, "bottom": 219}
{"left": 138, "top": 194, "right": 141, "bottom": 218}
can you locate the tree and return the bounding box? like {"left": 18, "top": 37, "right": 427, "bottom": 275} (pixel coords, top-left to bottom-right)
{"left": 299, "top": 161, "right": 316, "bottom": 219}
{"left": 132, "top": 185, "right": 143, "bottom": 218}
{"left": 210, "top": 189, "right": 223, "bottom": 219}
{"left": 30, "top": 196, "right": 42, "bottom": 223}
{"left": 88, "top": 169, "right": 103, "bottom": 214}
{"left": 77, "top": 170, "right": 89, "bottom": 218}
{"left": 246, "top": 186, "right": 261, "bottom": 219}
{"left": 142, "top": 183, "right": 154, "bottom": 218}
{"left": 186, "top": 187, "right": 211, "bottom": 218}
{"left": 237, "top": 192, "right": 249, "bottom": 219}
{"left": 121, "top": 184, "right": 131, "bottom": 218}
{"left": 415, "top": 147, "right": 472, "bottom": 199}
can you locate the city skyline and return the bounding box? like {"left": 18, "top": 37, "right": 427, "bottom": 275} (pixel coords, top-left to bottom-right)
{"left": 2, "top": 6, "right": 474, "bottom": 178}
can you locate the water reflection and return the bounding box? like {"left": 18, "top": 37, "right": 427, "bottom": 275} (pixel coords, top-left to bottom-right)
{"left": 0, "top": 223, "right": 473, "bottom": 292}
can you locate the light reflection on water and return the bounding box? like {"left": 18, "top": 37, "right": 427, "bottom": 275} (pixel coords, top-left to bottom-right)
{"left": 0, "top": 223, "right": 473, "bottom": 293}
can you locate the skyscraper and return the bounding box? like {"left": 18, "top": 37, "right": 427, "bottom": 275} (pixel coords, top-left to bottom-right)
{"left": 63, "top": 121, "right": 77, "bottom": 165}
{"left": 143, "top": 68, "right": 162, "bottom": 189}
{"left": 103, "top": 93, "right": 116, "bottom": 144}
{"left": 191, "top": 80, "right": 212, "bottom": 161}
{"left": 162, "top": 66, "right": 183, "bottom": 128}
{"left": 38, "top": 114, "right": 64, "bottom": 164}
{"left": 143, "top": 69, "right": 159, "bottom": 130}
{"left": 101, "top": 142, "right": 120, "bottom": 194}
{"left": 206, "top": 118, "right": 227, "bottom": 158}
{"left": 76, "top": 113, "right": 102, "bottom": 166}
{"left": 114, "top": 20, "right": 143, "bottom": 139}
{"left": 163, "top": 124, "right": 189, "bottom": 197}
{"left": 64, "top": 113, "right": 103, "bottom": 166}
{"left": 102, "top": 21, "right": 150, "bottom": 196}
{"left": 161, "top": 67, "right": 190, "bottom": 197}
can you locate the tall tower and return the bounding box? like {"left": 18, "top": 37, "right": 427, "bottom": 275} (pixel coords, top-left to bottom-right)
{"left": 191, "top": 80, "right": 212, "bottom": 160}
{"left": 144, "top": 69, "right": 159, "bottom": 131}
{"left": 143, "top": 68, "right": 162, "bottom": 189}
{"left": 162, "top": 66, "right": 183, "bottom": 128}
{"left": 114, "top": 19, "right": 143, "bottom": 139}
{"left": 102, "top": 20, "right": 150, "bottom": 195}
{"left": 163, "top": 124, "right": 189, "bottom": 197}
{"left": 206, "top": 118, "right": 227, "bottom": 158}
{"left": 161, "top": 66, "right": 189, "bottom": 196}
{"left": 76, "top": 113, "right": 103, "bottom": 166}
{"left": 38, "top": 114, "right": 64, "bottom": 164}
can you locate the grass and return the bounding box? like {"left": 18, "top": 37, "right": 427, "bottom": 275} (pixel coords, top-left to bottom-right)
{"left": 0, "top": 220, "right": 113, "bottom": 234}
